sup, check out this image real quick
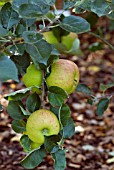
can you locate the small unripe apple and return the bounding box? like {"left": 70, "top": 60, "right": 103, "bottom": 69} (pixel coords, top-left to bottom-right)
{"left": 23, "top": 64, "right": 42, "bottom": 94}
{"left": 26, "top": 109, "right": 60, "bottom": 145}
{"left": 46, "top": 59, "right": 79, "bottom": 94}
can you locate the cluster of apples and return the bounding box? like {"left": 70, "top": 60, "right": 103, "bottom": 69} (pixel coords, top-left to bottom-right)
{"left": 23, "top": 59, "right": 79, "bottom": 149}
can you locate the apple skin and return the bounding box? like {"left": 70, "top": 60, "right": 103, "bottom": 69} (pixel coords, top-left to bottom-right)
{"left": 31, "top": 141, "right": 41, "bottom": 150}
{"left": 23, "top": 64, "right": 42, "bottom": 94}
{"left": 61, "top": 33, "right": 77, "bottom": 51}
{"left": 26, "top": 109, "right": 60, "bottom": 145}
{"left": 43, "top": 31, "right": 58, "bottom": 44}
{"left": 46, "top": 59, "right": 79, "bottom": 94}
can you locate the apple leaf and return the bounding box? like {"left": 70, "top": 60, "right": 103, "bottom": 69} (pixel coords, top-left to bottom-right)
{"left": 64, "top": 0, "right": 76, "bottom": 10}
{"left": 43, "top": 0, "right": 56, "bottom": 5}
{"left": 26, "top": 40, "right": 53, "bottom": 66}
{"left": 7, "top": 43, "right": 25, "bottom": 56}
{"left": 1, "top": 2, "right": 20, "bottom": 29}
{"left": 0, "top": 104, "right": 3, "bottom": 111}
{"left": 0, "top": 52, "right": 19, "bottom": 82}
{"left": 44, "top": 135, "right": 61, "bottom": 153}
{"left": 76, "top": 83, "right": 92, "bottom": 96}
{"left": 20, "top": 135, "right": 31, "bottom": 152}
{"left": 18, "top": 3, "right": 49, "bottom": 19}
{"left": 100, "top": 83, "right": 114, "bottom": 93}
{"left": 59, "top": 104, "right": 71, "bottom": 127}
{"left": 11, "top": 52, "right": 31, "bottom": 75}
{"left": 59, "top": 15, "right": 90, "bottom": 34}
{"left": 12, "top": 0, "right": 29, "bottom": 11}
{"left": 52, "top": 149, "right": 66, "bottom": 170}
{"left": 51, "top": 146, "right": 59, "bottom": 154}
{"left": 50, "top": 106, "right": 60, "bottom": 117}
{"left": 20, "top": 106, "right": 30, "bottom": 116}
{"left": 62, "top": 118, "right": 75, "bottom": 138}
{"left": 96, "top": 98, "right": 110, "bottom": 116}
{"left": 22, "top": 31, "right": 43, "bottom": 44}
{"left": 91, "top": 0, "right": 110, "bottom": 17}
{"left": 7, "top": 101, "right": 25, "bottom": 120}
{"left": 21, "top": 147, "right": 47, "bottom": 169}
{"left": 5, "top": 88, "right": 31, "bottom": 101}
{"left": 48, "top": 86, "right": 68, "bottom": 107}
{"left": 26, "top": 93, "right": 41, "bottom": 113}
{"left": 12, "top": 120, "right": 26, "bottom": 133}
{"left": 0, "top": 24, "right": 8, "bottom": 37}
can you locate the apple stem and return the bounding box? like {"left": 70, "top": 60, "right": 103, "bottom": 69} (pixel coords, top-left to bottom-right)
{"left": 41, "top": 70, "right": 45, "bottom": 109}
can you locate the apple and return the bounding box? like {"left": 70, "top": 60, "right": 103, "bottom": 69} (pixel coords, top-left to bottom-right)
{"left": 61, "top": 32, "right": 78, "bottom": 51}
{"left": 46, "top": 59, "right": 79, "bottom": 94}
{"left": 43, "top": 31, "right": 58, "bottom": 44}
{"left": 26, "top": 109, "right": 60, "bottom": 145}
{"left": 23, "top": 64, "right": 43, "bottom": 94}
{"left": 31, "top": 141, "right": 41, "bottom": 150}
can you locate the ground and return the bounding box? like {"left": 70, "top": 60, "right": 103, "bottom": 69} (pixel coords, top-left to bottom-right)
{"left": 0, "top": 17, "right": 114, "bottom": 170}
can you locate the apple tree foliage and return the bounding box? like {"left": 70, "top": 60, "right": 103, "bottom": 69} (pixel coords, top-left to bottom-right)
{"left": 0, "top": 0, "right": 114, "bottom": 169}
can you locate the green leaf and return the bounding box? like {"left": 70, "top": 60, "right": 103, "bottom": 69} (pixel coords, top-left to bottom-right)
{"left": 15, "top": 23, "right": 26, "bottom": 37}
{"left": 43, "top": 0, "right": 56, "bottom": 5}
{"left": 62, "top": 118, "right": 75, "bottom": 138}
{"left": 5, "top": 87, "right": 31, "bottom": 101}
{"left": 18, "top": 3, "right": 49, "bottom": 19}
{"left": 12, "top": 120, "right": 26, "bottom": 133}
{"left": 12, "top": 0, "right": 29, "bottom": 11}
{"left": 59, "top": 15, "right": 90, "bottom": 34}
{"left": 100, "top": 83, "right": 114, "bottom": 93}
{"left": 48, "top": 86, "right": 68, "bottom": 107}
{"left": 76, "top": 84, "right": 92, "bottom": 96}
{"left": 64, "top": 0, "right": 76, "bottom": 10}
{"left": 22, "top": 31, "right": 43, "bottom": 44}
{"left": 60, "top": 104, "right": 71, "bottom": 127}
{"left": 20, "top": 106, "right": 30, "bottom": 116}
{"left": 88, "top": 42, "right": 102, "bottom": 52}
{"left": 52, "top": 149, "right": 66, "bottom": 170}
{"left": 26, "top": 39, "right": 53, "bottom": 66}
{"left": 91, "top": 0, "right": 110, "bottom": 17}
{"left": 7, "top": 43, "right": 25, "bottom": 56}
{"left": 87, "top": 98, "right": 94, "bottom": 105}
{"left": 1, "top": 2, "right": 19, "bottom": 29}
{"left": 0, "top": 24, "right": 8, "bottom": 37}
{"left": 21, "top": 147, "right": 47, "bottom": 169}
{"left": 26, "top": 93, "right": 41, "bottom": 113}
{"left": 11, "top": 52, "right": 31, "bottom": 75}
{"left": 0, "top": 52, "right": 19, "bottom": 82}
{"left": 7, "top": 101, "right": 25, "bottom": 120}
{"left": 20, "top": 135, "right": 31, "bottom": 152}
{"left": 74, "top": 0, "right": 92, "bottom": 13}
{"left": 96, "top": 98, "right": 110, "bottom": 116}
{"left": 50, "top": 106, "right": 60, "bottom": 117}
{"left": 0, "top": 103, "right": 3, "bottom": 111}
{"left": 44, "top": 135, "right": 61, "bottom": 152}
{"left": 18, "top": 4, "right": 42, "bottom": 18}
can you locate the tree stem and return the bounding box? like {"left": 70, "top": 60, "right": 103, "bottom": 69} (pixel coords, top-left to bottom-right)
{"left": 89, "top": 32, "right": 114, "bottom": 50}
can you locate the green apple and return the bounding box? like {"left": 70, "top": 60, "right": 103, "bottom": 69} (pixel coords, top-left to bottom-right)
{"left": 46, "top": 59, "right": 79, "bottom": 94}
{"left": 26, "top": 109, "right": 60, "bottom": 145}
{"left": 43, "top": 31, "right": 58, "bottom": 44}
{"left": 61, "top": 32, "right": 78, "bottom": 51}
{"left": 23, "top": 64, "right": 43, "bottom": 94}
{"left": 31, "top": 141, "right": 41, "bottom": 150}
